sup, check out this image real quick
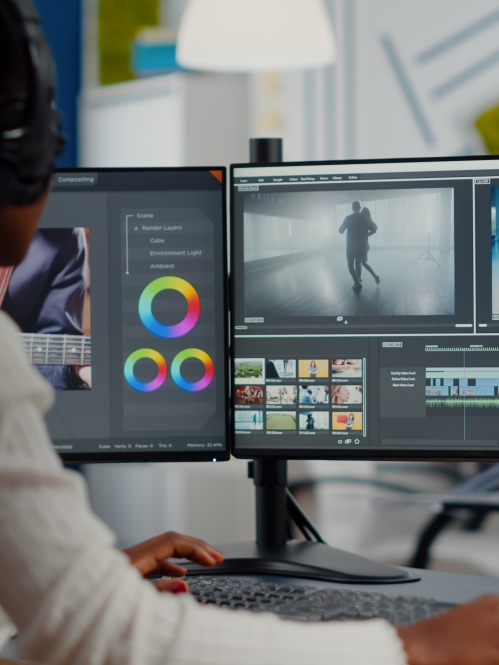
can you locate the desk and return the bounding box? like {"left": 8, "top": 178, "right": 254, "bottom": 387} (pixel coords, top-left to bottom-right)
{"left": 2, "top": 567, "right": 499, "bottom": 660}
{"left": 289, "top": 566, "right": 499, "bottom": 603}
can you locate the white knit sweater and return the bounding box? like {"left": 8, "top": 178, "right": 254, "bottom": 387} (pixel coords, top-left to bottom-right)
{"left": 0, "top": 311, "right": 408, "bottom": 665}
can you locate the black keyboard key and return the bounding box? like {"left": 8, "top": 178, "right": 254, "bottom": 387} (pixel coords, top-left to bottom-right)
{"left": 278, "top": 607, "right": 323, "bottom": 622}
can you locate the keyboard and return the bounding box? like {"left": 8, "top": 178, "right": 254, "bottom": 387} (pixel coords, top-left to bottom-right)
{"left": 187, "top": 576, "right": 455, "bottom": 626}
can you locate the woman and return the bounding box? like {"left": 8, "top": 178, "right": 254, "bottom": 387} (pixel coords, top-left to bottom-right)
{"left": 309, "top": 360, "right": 318, "bottom": 378}
{"left": 346, "top": 413, "right": 355, "bottom": 431}
{"left": 331, "top": 384, "right": 351, "bottom": 405}
{"left": 279, "top": 386, "right": 289, "bottom": 404}
{"left": 0, "top": 7, "right": 497, "bottom": 664}
{"left": 361, "top": 207, "right": 381, "bottom": 285}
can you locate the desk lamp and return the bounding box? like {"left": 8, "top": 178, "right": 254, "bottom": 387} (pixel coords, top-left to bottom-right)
{"left": 176, "top": 0, "right": 336, "bottom": 73}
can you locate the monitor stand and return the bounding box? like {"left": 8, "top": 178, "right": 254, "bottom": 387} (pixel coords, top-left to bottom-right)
{"left": 185, "top": 138, "right": 417, "bottom": 584}
{"left": 183, "top": 459, "right": 419, "bottom": 584}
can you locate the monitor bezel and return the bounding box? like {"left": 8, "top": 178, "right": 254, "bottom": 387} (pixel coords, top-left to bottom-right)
{"left": 230, "top": 154, "right": 499, "bottom": 461}
{"left": 45, "top": 166, "right": 231, "bottom": 464}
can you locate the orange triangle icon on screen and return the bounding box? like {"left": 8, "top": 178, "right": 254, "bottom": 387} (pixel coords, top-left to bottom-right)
{"left": 210, "top": 170, "right": 223, "bottom": 183}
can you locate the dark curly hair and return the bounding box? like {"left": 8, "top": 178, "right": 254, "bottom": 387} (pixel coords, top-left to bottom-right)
{"left": 0, "top": 2, "right": 30, "bottom": 130}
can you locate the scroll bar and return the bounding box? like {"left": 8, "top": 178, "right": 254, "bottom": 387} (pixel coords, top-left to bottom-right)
{"left": 363, "top": 358, "right": 367, "bottom": 438}
{"left": 473, "top": 182, "right": 476, "bottom": 333}
{"left": 125, "top": 215, "right": 133, "bottom": 275}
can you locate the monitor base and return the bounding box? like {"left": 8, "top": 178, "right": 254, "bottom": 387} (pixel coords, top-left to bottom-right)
{"left": 183, "top": 540, "right": 419, "bottom": 584}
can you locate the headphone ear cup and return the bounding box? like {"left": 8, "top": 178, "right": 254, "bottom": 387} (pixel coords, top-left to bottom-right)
{"left": 0, "top": 93, "right": 28, "bottom": 131}
{"left": 0, "top": 0, "right": 65, "bottom": 205}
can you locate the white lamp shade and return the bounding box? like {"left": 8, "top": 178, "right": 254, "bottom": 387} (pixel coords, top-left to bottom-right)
{"left": 177, "top": 0, "right": 336, "bottom": 72}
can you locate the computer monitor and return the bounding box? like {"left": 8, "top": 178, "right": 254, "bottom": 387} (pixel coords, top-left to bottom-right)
{"left": 231, "top": 156, "right": 499, "bottom": 461}
{"left": 0, "top": 167, "right": 230, "bottom": 463}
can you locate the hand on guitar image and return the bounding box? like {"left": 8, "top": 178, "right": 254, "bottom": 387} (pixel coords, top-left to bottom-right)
{"left": 1, "top": 228, "right": 91, "bottom": 390}
{"left": 123, "top": 531, "right": 224, "bottom": 594}
{"left": 75, "top": 365, "right": 92, "bottom": 389}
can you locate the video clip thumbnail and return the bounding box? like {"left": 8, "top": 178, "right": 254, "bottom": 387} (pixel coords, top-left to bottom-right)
{"left": 234, "top": 358, "right": 265, "bottom": 385}
{"left": 299, "top": 411, "right": 329, "bottom": 431}
{"left": 332, "top": 411, "right": 363, "bottom": 431}
{"left": 331, "top": 385, "right": 363, "bottom": 405}
{"left": 298, "top": 359, "right": 329, "bottom": 379}
{"left": 266, "top": 359, "right": 296, "bottom": 379}
{"left": 266, "top": 411, "right": 296, "bottom": 431}
{"left": 266, "top": 385, "right": 297, "bottom": 406}
{"left": 234, "top": 386, "right": 264, "bottom": 406}
{"left": 331, "top": 358, "right": 363, "bottom": 379}
{"left": 298, "top": 384, "right": 330, "bottom": 405}
{"left": 235, "top": 410, "right": 264, "bottom": 430}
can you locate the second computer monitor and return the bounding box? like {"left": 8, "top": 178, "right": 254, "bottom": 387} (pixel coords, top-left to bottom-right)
{"left": 231, "top": 156, "right": 499, "bottom": 459}
{"left": 1, "top": 167, "right": 229, "bottom": 463}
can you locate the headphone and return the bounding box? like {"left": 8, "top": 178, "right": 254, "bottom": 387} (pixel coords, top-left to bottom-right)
{"left": 0, "top": 0, "right": 65, "bottom": 206}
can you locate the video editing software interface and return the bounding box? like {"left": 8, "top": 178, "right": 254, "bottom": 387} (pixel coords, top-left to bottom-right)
{"left": 0, "top": 169, "right": 229, "bottom": 461}
{"left": 231, "top": 158, "right": 499, "bottom": 457}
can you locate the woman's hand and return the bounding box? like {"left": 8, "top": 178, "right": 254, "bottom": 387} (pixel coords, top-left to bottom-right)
{"left": 123, "top": 531, "right": 224, "bottom": 594}
{"left": 398, "top": 595, "right": 499, "bottom": 665}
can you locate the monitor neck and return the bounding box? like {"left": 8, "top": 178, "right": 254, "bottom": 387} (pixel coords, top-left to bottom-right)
{"left": 250, "top": 459, "right": 288, "bottom": 548}
{"left": 248, "top": 138, "right": 287, "bottom": 550}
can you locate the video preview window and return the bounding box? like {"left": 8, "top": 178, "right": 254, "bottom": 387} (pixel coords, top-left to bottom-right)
{"left": 243, "top": 187, "right": 454, "bottom": 319}
{"left": 0, "top": 228, "right": 91, "bottom": 390}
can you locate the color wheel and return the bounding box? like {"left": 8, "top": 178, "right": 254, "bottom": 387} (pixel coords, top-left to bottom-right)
{"left": 138, "top": 276, "right": 200, "bottom": 339}
{"left": 171, "top": 348, "right": 214, "bottom": 392}
{"left": 124, "top": 348, "right": 168, "bottom": 392}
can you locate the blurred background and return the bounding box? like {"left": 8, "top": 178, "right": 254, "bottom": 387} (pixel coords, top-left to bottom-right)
{"left": 37, "top": 0, "right": 499, "bottom": 576}
{"left": 39, "top": 0, "right": 499, "bottom": 170}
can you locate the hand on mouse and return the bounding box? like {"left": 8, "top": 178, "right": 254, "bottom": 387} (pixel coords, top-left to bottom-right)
{"left": 398, "top": 594, "right": 499, "bottom": 665}
{"left": 123, "top": 531, "right": 224, "bottom": 594}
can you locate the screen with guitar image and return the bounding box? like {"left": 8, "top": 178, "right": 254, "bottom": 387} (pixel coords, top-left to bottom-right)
{"left": 1, "top": 228, "right": 91, "bottom": 391}
{"left": 0, "top": 169, "right": 229, "bottom": 463}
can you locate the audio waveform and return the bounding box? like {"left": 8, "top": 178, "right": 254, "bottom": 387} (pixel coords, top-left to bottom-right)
{"left": 427, "top": 397, "right": 499, "bottom": 409}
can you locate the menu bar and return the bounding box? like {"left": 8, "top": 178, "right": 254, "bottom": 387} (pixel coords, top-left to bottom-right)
{"left": 234, "top": 173, "right": 362, "bottom": 192}
{"left": 234, "top": 170, "right": 499, "bottom": 187}
{"left": 234, "top": 159, "right": 499, "bottom": 179}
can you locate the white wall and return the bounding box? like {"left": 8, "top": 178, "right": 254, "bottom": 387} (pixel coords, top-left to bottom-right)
{"left": 86, "top": 459, "right": 255, "bottom": 549}
{"left": 354, "top": 0, "right": 499, "bottom": 158}
{"left": 80, "top": 74, "right": 185, "bottom": 167}
{"left": 184, "top": 73, "right": 250, "bottom": 166}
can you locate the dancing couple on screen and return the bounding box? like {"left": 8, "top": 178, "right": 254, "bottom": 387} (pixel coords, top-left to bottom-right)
{"left": 339, "top": 201, "right": 380, "bottom": 292}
